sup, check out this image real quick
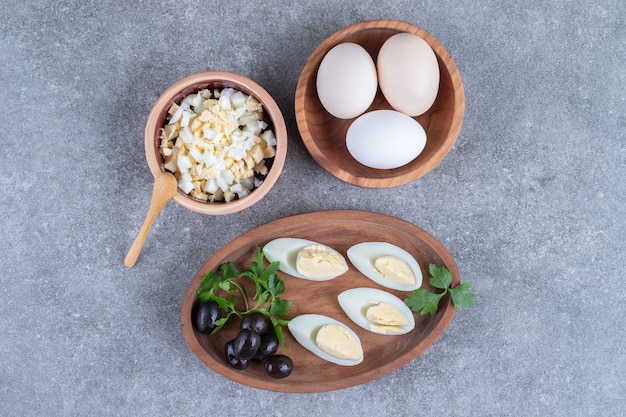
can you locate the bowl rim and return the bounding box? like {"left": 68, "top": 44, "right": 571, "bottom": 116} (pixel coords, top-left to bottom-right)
{"left": 145, "top": 71, "right": 288, "bottom": 215}
{"left": 294, "top": 19, "right": 465, "bottom": 188}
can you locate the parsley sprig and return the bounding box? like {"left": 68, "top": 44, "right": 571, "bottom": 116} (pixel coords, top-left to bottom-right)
{"left": 405, "top": 264, "right": 476, "bottom": 315}
{"left": 196, "top": 247, "right": 292, "bottom": 348}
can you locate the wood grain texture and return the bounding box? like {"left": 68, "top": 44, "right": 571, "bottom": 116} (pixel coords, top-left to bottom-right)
{"left": 180, "top": 210, "right": 459, "bottom": 392}
{"left": 124, "top": 172, "right": 177, "bottom": 268}
{"left": 144, "top": 71, "right": 287, "bottom": 215}
{"left": 295, "top": 19, "right": 465, "bottom": 188}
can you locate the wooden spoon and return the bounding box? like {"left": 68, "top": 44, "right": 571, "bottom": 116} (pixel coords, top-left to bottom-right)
{"left": 124, "top": 172, "right": 178, "bottom": 268}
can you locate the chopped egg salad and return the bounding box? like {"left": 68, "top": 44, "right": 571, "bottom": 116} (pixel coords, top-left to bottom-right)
{"left": 159, "top": 88, "right": 277, "bottom": 203}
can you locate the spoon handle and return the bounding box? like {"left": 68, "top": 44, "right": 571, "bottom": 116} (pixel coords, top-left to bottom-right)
{"left": 124, "top": 172, "right": 178, "bottom": 268}
{"left": 124, "top": 204, "right": 164, "bottom": 268}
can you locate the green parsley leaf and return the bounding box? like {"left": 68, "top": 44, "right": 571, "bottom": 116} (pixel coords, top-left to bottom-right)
{"left": 261, "top": 261, "right": 281, "bottom": 281}
{"left": 256, "top": 290, "right": 270, "bottom": 304}
{"left": 405, "top": 288, "right": 446, "bottom": 316}
{"left": 428, "top": 264, "right": 453, "bottom": 289}
{"left": 196, "top": 291, "right": 212, "bottom": 304}
{"left": 248, "top": 259, "right": 263, "bottom": 279}
{"left": 210, "top": 294, "right": 232, "bottom": 312}
{"left": 213, "top": 316, "right": 229, "bottom": 331}
{"left": 196, "top": 246, "right": 293, "bottom": 349}
{"left": 196, "top": 271, "right": 221, "bottom": 295}
{"left": 269, "top": 297, "right": 292, "bottom": 318}
{"left": 218, "top": 280, "right": 234, "bottom": 292}
{"left": 404, "top": 264, "right": 476, "bottom": 315}
{"left": 268, "top": 273, "right": 285, "bottom": 296}
{"left": 220, "top": 262, "right": 240, "bottom": 278}
{"left": 448, "top": 282, "right": 476, "bottom": 309}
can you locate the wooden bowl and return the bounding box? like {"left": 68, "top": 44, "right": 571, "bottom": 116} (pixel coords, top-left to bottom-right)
{"left": 295, "top": 19, "right": 465, "bottom": 188}
{"left": 181, "top": 210, "right": 459, "bottom": 392}
{"left": 145, "top": 72, "right": 287, "bottom": 215}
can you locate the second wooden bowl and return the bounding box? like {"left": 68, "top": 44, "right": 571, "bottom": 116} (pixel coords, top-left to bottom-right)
{"left": 295, "top": 19, "right": 465, "bottom": 188}
{"left": 145, "top": 72, "right": 287, "bottom": 215}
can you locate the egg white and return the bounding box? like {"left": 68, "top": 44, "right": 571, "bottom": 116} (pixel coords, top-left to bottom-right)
{"left": 338, "top": 287, "right": 415, "bottom": 335}
{"left": 347, "top": 242, "right": 423, "bottom": 291}
{"left": 287, "top": 314, "right": 363, "bottom": 366}
{"left": 262, "top": 238, "right": 348, "bottom": 281}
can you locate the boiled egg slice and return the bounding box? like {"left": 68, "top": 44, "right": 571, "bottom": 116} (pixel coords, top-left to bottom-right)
{"left": 338, "top": 287, "right": 415, "bottom": 335}
{"left": 288, "top": 314, "right": 363, "bottom": 366}
{"left": 263, "top": 238, "right": 348, "bottom": 281}
{"left": 347, "top": 242, "right": 423, "bottom": 291}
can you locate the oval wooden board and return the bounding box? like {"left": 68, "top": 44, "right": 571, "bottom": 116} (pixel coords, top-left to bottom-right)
{"left": 180, "top": 210, "right": 459, "bottom": 392}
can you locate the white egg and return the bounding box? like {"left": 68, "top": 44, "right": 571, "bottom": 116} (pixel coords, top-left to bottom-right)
{"left": 345, "top": 110, "right": 426, "bottom": 169}
{"left": 262, "top": 238, "right": 348, "bottom": 281}
{"left": 288, "top": 314, "right": 363, "bottom": 366}
{"left": 377, "top": 33, "right": 440, "bottom": 116}
{"left": 347, "top": 242, "right": 423, "bottom": 291}
{"left": 316, "top": 42, "right": 378, "bottom": 119}
{"left": 338, "top": 287, "right": 415, "bottom": 335}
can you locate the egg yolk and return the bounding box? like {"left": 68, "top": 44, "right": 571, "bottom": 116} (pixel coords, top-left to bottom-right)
{"left": 365, "top": 301, "right": 410, "bottom": 334}
{"left": 296, "top": 245, "right": 347, "bottom": 278}
{"left": 315, "top": 324, "right": 362, "bottom": 360}
{"left": 374, "top": 255, "right": 416, "bottom": 285}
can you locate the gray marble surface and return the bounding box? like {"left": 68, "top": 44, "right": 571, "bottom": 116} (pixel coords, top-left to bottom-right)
{"left": 1, "top": 1, "right": 624, "bottom": 416}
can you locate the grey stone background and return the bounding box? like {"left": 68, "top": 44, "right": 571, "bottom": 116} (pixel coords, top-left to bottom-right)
{"left": 1, "top": 1, "right": 624, "bottom": 416}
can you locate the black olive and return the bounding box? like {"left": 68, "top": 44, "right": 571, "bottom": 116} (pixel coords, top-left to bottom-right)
{"left": 225, "top": 340, "right": 249, "bottom": 370}
{"left": 193, "top": 300, "right": 221, "bottom": 334}
{"left": 240, "top": 312, "right": 271, "bottom": 335}
{"left": 264, "top": 355, "right": 293, "bottom": 378}
{"left": 254, "top": 332, "right": 279, "bottom": 359}
{"left": 232, "top": 329, "right": 261, "bottom": 360}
